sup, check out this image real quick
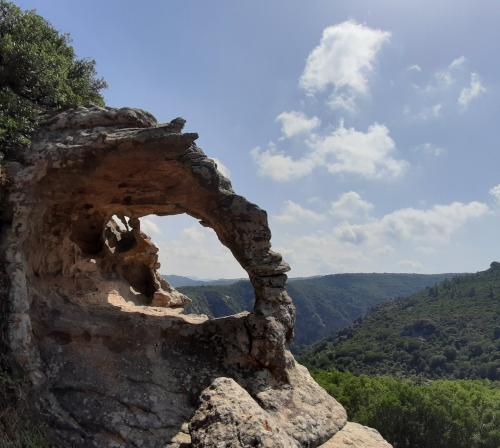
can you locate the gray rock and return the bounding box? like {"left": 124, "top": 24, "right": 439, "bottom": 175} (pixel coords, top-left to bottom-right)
{"left": 190, "top": 377, "right": 298, "bottom": 447}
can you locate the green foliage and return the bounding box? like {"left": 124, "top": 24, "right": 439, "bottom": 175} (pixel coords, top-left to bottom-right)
{"left": 0, "top": 0, "right": 106, "bottom": 157}
{"left": 301, "top": 263, "right": 500, "bottom": 380}
{"left": 179, "top": 273, "right": 453, "bottom": 348}
{"left": 313, "top": 368, "right": 500, "bottom": 448}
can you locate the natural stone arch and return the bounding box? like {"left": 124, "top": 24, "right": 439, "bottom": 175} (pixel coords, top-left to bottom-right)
{"left": 22, "top": 107, "right": 294, "bottom": 334}
{"left": 0, "top": 106, "right": 391, "bottom": 447}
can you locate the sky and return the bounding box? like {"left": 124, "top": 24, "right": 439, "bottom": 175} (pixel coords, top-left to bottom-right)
{"left": 16, "top": 0, "right": 500, "bottom": 278}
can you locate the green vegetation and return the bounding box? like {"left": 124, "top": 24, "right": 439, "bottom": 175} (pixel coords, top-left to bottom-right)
{"left": 180, "top": 273, "right": 453, "bottom": 348}
{"left": 302, "top": 263, "right": 500, "bottom": 380}
{"left": 313, "top": 368, "right": 499, "bottom": 448}
{"left": 0, "top": 0, "right": 106, "bottom": 158}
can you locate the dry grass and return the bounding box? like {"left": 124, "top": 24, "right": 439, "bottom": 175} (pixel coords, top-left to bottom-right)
{"left": 0, "top": 358, "right": 50, "bottom": 448}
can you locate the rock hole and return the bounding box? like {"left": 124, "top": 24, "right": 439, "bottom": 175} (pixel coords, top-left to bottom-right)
{"left": 139, "top": 214, "right": 248, "bottom": 315}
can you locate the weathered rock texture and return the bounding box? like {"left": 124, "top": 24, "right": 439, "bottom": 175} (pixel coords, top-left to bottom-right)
{"left": 320, "top": 423, "right": 392, "bottom": 448}
{"left": 0, "top": 106, "right": 390, "bottom": 447}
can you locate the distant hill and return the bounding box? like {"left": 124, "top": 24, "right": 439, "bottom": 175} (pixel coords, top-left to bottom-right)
{"left": 163, "top": 275, "right": 243, "bottom": 288}
{"left": 300, "top": 263, "right": 500, "bottom": 380}
{"left": 179, "top": 273, "right": 454, "bottom": 348}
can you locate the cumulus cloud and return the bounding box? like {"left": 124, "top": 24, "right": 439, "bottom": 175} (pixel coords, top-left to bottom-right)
{"left": 272, "top": 197, "right": 489, "bottom": 276}
{"left": 335, "top": 201, "right": 489, "bottom": 245}
{"left": 299, "top": 20, "right": 390, "bottom": 110}
{"left": 489, "top": 184, "right": 500, "bottom": 204}
{"left": 311, "top": 122, "right": 407, "bottom": 178}
{"left": 276, "top": 111, "right": 320, "bottom": 138}
{"left": 330, "top": 191, "right": 374, "bottom": 221}
{"left": 273, "top": 200, "right": 325, "bottom": 224}
{"left": 251, "top": 122, "right": 406, "bottom": 182}
{"left": 212, "top": 158, "right": 231, "bottom": 178}
{"left": 327, "top": 92, "right": 357, "bottom": 113}
{"left": 458, "top": 72, "right": 486, "bottom": 110}
{"left": 250, "top": 144, "right": 315, "bottom": 182}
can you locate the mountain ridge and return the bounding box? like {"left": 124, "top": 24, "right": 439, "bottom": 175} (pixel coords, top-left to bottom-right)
{"left": 177, "top": 272, "right": 456, "bottom": 348}
{"left": 301, "top": 263, "right": 500, "bottom": 380}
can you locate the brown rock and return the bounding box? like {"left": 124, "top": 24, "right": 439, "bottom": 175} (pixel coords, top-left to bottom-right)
{"left": 320, "top": 422, "right": 393, "bottom": 448}
{"left": 0, "top": 106, "right": 388, "bottom": 447}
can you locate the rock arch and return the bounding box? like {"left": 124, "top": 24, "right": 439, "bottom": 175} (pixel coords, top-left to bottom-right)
{"left": 0, "top": 106, "right": 389, "bottom": 447}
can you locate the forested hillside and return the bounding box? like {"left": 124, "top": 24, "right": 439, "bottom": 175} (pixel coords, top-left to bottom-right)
{"left": 302, "top": 263, "right": 500, "bottom": 379}
{"left": 312, "top": 369, "right": 499, "bottom": 448}
{"left": 180, "top": 273, "right": 453, "bottom": 347}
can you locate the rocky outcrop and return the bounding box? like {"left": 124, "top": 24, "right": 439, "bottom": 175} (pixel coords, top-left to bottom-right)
{"left": 0, "top": 106, "right": 390, "bottom": 447}
{"left": 320, "top": 423, "right": 392, "bottom": 448}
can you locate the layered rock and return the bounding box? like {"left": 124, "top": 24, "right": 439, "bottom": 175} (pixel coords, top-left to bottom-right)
{"left": 0, "top": 106, "right": 390, "bottom": 447}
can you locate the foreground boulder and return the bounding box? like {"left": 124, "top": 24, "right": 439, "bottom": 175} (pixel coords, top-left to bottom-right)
{"left": 0, "top": 106, "right": 390, "bottom": 447}
{"left": 320, "top": 423, "right": 392, "bottom": 448}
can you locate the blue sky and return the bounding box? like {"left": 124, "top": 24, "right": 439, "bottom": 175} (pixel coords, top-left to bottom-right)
{"left": 17, "top": 0, "right": 500, "bottom": 278}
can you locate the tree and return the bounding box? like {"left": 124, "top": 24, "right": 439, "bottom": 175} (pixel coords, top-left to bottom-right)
{"left": 0, "top": 1, "right": 106, "bottom": 158}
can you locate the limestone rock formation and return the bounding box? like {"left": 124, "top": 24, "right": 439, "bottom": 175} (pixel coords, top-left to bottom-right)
{"left": 0, "top": 106, "right": 391, "bottom": 447}
{"left": 320, "top": 423, "right": 392, "bottom": 448}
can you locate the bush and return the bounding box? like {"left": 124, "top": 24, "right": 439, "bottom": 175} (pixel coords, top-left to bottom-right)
{"left": 0, "top": 0, "right": 106, "bottom": 158}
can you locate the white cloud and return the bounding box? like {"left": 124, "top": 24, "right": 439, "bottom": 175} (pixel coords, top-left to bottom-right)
{"left": 415, "top": 103, "right": 443, "bottom": 120}
{"left": 273, "top": 200, "right": 325, "bottom": 224}
{"left": 435, "top": 70, "right": 454, "bottom": 86}
{"left": 330, "top": 191, "right": 374, "bottom": 221}
{"left": 414, "top": 142, "right": 446, "bottom": 157}
{"left": 407, "top": 64, "right": 422, "bottom": 72}
{"left": 212, "top": 158, "right": 231, "bottom": 178}
{"left": 335, "top": 201, "right": 489, "bottom": 245}
{"left": 328, "top": 92, "right": 357, "bottom": 113}
{"left": 252, "top": 122, "right": 407, "bottom": 182}
{"left": 310, "top": 122, "right": 407, "bottom": 178}
{"left": 272, "top": 199, "right": 489, "bottom": 276}
{"left": 449, "top": 56, "right": 466, "bottom": 70}
{"left": 182, "top": 226, "right": 206, "bottom": 242}
{"left": 276, "top": 111, "right": 320, "bottom": 138}
{"left": 153, "top": 217, "right": 246, "bottom": 279}
{"left": 419, "top": 56, "right": 466, "bottom": 94}
{"left": 299, "top": 20, "right": 390, "bottom": 110}
{"left": 435, "top": 56, "right": 466, "bottom": 86}
{"left": 458, "top": 72, "right": 486, "bottom": 110}
{"left": 398, "top": 259, "right": 424, "bottom": 272}
{"left": 250, "top": 144, "right": 314, "bottom": 182}
{"left": 489, "top": 184, "right": 500, "bottom": 204}
{"left": 140, "top": 218, "right": 161, "bottom": 235}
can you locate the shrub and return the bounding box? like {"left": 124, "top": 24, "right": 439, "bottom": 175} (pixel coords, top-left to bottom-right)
{"left": 0, "top": 0, "right": 106, "bottom": 158}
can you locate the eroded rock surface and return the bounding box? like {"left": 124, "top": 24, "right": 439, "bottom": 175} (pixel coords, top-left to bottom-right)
{"left": 320, "top": 423, "right": 392, "bottom": 448}
{"left": 0, "top": 106, "right": 388, "bottom": 447}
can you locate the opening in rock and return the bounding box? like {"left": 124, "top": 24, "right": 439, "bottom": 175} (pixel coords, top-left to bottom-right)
{"left": 138, "top": 214, "right": 249, "bottom": 316}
